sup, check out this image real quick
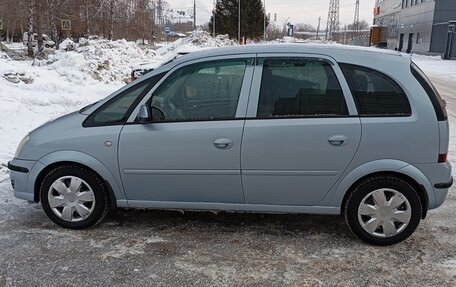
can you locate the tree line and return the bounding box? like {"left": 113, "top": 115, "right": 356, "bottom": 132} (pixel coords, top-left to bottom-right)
{"left": 0, "top": 0, "right": 167, "bottom": 52}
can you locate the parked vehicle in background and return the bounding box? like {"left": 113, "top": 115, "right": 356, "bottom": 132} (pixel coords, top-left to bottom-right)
{"left": 8, "top": 44, "right": 452, "bottom": 246}
{"left": 374, "top": 41, "right": 388, "bottom": 49}
{"left": 130, "top": 65, "right": 154, "bottom": 82}
{"left": 22, "top": 33, "right": 55, "bottom": 48}
{"left": 130, "top": 51, "right": 194, "bottom": 82}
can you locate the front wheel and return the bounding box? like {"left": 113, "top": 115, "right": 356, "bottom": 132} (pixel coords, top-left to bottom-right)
{"left": 344, "top": 176, "right": 422, "bottom": 245}
{"left": 40, "top": 165, "right": 109, "bottom": 229}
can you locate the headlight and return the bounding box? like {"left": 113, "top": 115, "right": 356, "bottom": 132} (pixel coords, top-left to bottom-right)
{"left": 14, "top": 135, "right": 30, "bottom": 159}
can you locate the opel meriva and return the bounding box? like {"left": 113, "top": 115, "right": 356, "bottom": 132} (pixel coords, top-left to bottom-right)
{"left": 8, "top": 45, "right": 452, "bottom": 245}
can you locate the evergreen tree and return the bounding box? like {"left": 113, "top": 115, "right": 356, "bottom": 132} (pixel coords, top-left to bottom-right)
{"left": 209, "top": 0, "right": 268, "bottom": 40}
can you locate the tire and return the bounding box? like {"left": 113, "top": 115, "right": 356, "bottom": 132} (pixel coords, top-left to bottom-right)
{"left": 40, "top": 165, "right": 110, "bottom": 229}
{"left": 344, "top": 176, "right": 422, "bottom": 246}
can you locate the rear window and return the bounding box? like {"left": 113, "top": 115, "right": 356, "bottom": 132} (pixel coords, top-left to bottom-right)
{"left": 340, "top": 64, "right": 411, "bottom": 117}
{"left": 410, "top": 62, "right": 447, "bottom": 121}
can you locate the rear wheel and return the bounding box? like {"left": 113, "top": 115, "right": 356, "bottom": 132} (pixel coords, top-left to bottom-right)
{"left": 344, "top": 176, "right": 422, "bottom": 245}
{"left": 40, "top": 165, "right": 109, "bottom": 229}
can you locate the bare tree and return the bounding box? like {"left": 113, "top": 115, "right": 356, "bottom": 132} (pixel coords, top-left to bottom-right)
{"left": 47, "top": 0, "right": 59, "bottom": 49}
{"left": 27, "top": 0, "right": 34, "bottom": 57}
{"left": 0, "top": 0, "right": 172, "bottom": 44}
{"left": 108, "top": 0, "right": 115, "bottom": 40}
{"left": 36, "top": 0, "right": 44, "bottom": 55}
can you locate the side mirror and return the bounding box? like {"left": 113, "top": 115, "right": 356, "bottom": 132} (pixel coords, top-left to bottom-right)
{"left": 138, "top": 105, "right": 152, "bottom": 123}
{"left": 138, "top": 105, "right": 165, "bottom": 123}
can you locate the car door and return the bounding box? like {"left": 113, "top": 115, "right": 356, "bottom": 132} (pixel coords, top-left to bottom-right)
{"left": 241, "top": 55, "right": 361, "bottom": 206}
{"left": 118, "top": 56, "right": 254, "bottom": 205}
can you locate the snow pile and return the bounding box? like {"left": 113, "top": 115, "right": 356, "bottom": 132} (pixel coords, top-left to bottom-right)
{"left": 0, "top": 50, "right": 9, "bottom": 60}
{"left": 185, "top": 29, "right": 236, "bottom": 47}
{"left": 132, "top": 29, "right": 237, "bottom": 71}
{"left": 2, "top": 72, "right": 33, "bottom": 84}
{"left": 59, "top": 38, "right": 77, "bottom": 51}
{"left": 37, "top": 37, "right": 157, "bottom": 83}
{"left": 156, "top": 29, "right": 236, "bottom": 56}
{"left": 31, "top": 31, "right": 235, "bottom": 84}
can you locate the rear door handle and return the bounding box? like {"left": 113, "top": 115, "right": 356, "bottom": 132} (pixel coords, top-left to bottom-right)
{"left": 214, "top": 138, "right": 234, "bottom": 149}
{"left": 328, "top": 135, "right": 348, "bottom": 147}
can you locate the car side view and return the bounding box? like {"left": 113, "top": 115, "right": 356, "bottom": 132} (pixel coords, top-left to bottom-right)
{"left": 8, "top": 44, "right": 452, "bottom": 245}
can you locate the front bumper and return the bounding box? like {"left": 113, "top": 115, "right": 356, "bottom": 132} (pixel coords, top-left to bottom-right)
{"left": 7, "top": 159, "right": 38, "bottom": 202}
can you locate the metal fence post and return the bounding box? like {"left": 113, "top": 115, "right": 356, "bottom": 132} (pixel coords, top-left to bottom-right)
{"left": 443, "top": 22, "right": 456, "bottom": 60}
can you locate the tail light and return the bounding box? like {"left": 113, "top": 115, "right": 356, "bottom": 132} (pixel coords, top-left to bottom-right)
{"left": 438, "top": 153, "right": 448, "bottom": 163}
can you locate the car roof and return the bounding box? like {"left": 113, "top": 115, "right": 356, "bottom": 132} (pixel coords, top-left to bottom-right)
{"left": 166, "top": 43, "right": 409, "bottom": 67}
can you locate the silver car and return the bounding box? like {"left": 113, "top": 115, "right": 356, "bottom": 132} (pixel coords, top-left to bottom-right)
{"left": 8, "top": 45, "right": 452, "bottom": 245}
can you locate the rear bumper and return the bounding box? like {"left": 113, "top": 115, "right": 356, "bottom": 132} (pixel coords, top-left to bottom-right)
{"left": 434, "top": 177, "right": 453, "bottom": 189}
{"left": 414, "top": 161, "right": 453, "bottom": 210}
{"left": 8, "top": 159, "right": 37, "bottom": 202}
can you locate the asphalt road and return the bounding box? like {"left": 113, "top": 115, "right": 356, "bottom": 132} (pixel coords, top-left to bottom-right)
{"left": 0, "top": 71, "right": 455, "bottom": 287}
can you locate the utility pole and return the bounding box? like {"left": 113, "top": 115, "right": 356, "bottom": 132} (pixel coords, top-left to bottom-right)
{"left": 344, "top": 24, "right": 347, "bottom": 44}
{"left": 238, "top": 0, "right": 241, "bottom": 43}
{"left": 193, "top": 0, "right": 196, "bottom": 29}
{"left": 316, "top": 16, "right": 321, "bottom": 40}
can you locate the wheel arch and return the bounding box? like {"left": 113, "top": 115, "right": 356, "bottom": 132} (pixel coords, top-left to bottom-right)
{"left": 340, "top": 171, "right": 429, "bottom": 219}
{"left": 331, "top": 160, "right": 434, "bottom": 220}
{"left": 31, "top": 151, "right": 125, "bottom": 207}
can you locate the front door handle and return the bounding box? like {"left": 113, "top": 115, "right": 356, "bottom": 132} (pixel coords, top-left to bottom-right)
{"left": 214, "top": 138, "right": 234, "bottom": 149}
{"left": 328, "top": 135, "right": 348, "bottom": 147}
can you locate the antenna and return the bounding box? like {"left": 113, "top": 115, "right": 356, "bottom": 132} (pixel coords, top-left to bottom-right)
{"left": 325, "top": 0, "right": 340, "bottom": 40}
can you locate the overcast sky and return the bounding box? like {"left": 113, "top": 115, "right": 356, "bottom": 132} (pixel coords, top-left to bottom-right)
{"left": 167, "top": 0, "right": 375, "bottom": 27}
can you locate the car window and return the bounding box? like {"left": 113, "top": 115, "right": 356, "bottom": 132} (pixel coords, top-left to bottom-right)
{"left": 411, "top": 62, "right": 447, "bottom": 121}
{"left": 150, "top": 59, "right": 248, "bottom": 122}
{"left": 340, "top": 63, "right": 411, "bottom": 116}
{"left": 257, "top": 58, "right": 348, "bottom": 118}
{"left": 85, "top": 72, "right": 165, "bottom": 126}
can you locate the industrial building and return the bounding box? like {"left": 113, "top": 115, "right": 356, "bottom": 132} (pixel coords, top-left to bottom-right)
{"left": 372, "top": 0, "right": 456, "bottom": 58}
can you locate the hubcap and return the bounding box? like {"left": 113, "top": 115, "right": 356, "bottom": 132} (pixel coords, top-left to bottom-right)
{"left": 48, "top": 176, "right": 95, "bottom": 222}
{"left": 357, "top": 188, "right": 411, "bottom": 238}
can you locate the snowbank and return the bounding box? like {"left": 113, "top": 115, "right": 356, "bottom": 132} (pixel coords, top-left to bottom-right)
{"left": 134, "top": 29, "right": 237, "bottom": 71}
{"left": 34, "top": 37, "right": 157, "bottom": 84}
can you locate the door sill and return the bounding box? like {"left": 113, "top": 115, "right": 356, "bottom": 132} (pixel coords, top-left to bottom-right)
{"left": 120, "top": 200, "right": 340, "bottom": 215}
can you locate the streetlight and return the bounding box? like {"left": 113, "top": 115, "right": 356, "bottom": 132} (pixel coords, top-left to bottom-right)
{"left": 263, "top": 0, "right": 266, "bottom": 41}
{"left": 238, "top": 0, "right": 241, "bottom": 43}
